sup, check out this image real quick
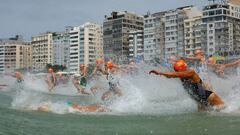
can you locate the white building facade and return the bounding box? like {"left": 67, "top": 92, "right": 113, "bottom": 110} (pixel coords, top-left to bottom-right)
{"left": 52, "top": 26, "right": 72, "bottom": 70}
{"left": 128, "top": 30, "right": 144, "bottom": 61}
{"left": 202, "top": 0, "right": 240, "bottom": 57}
{"left": 69, "top": 22, "right": 103, "bottom": 73}
{"left": 0, "top": 39, "right": 32, "bottom": 73}
{"left": 31, "top": 32, "right": 53, "bottom": 72}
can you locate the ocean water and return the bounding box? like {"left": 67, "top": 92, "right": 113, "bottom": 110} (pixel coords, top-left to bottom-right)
{"left": 0, "top": 66, "right": 240, "bottom": 135}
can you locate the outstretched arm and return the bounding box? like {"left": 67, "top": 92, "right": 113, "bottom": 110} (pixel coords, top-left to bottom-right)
{"left": 149, "top": 70, "right": 195, "bottom": 78}
{"left": 224, "top": 60, "right": 240, "bottom": 68}
{"left": 180, "top": 55, "right": 202, "bottom": 61}
{"left": 216, "top": 59, "right": 240, "bottom": 72}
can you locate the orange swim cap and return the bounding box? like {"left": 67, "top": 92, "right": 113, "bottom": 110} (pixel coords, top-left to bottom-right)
{"left": 173, "top": 60, "right": 187, "bottom": 71}
{"left": 15, "top": 71, "right": 22, "bottom": 78}
{"left": 48, "top": 68, "right": 53, "bottom": 73}
{"left": 80, "top": 64, "right": 85, "bottom": 69}
{"left": 96, "top": 58, "right": 103, "bottom": 64}
{"left": 105, "top": 61, "right": 114, "bottom": 69}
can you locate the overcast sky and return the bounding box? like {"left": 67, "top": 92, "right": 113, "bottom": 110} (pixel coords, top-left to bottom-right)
{"left": 0, "top": 0, "right": 207, "bottom": 40}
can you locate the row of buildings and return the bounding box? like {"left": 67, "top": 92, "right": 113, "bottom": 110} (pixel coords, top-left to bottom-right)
{"left": 0, "top": 0, "right": 240, "bottom": 73}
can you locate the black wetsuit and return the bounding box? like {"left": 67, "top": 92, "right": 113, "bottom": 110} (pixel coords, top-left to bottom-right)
{"left": 181, "top": 78, "right": 213, "bottom": 106}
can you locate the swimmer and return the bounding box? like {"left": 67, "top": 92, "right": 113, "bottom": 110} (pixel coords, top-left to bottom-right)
{"left": 101, "top": 61, "right": 123, "bottom": 101}
{"left": 37, "top": 104, "right": 50, "bottom": 112}
{"left": 45, "top": 68, "right": 57, "bottom": 92}
{"left": 68, "top": 102, "right": 106, "bottom": 112}
{"left": 13, "top": 71, "right": 24, "bottom": 83}
{"left": 206, "top": 56, "right": 227, "bottom": 78}
{"left": 180, "top": 48, "right": 213, "bottom": 90}
{"left": 149, "top": 60, "right": 225, "bottom": 111}
{"left": 90, "top": 58, "right": 106, "bottom": 94}
{"left": 72, "top": 64, "right": 91, "bottom": 95}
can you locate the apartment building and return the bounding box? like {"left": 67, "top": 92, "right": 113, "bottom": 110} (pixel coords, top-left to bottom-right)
{"left": 164, "top": 6, "right": 201, "bottom": 57}
{"left": 31, "top": 32, "right": 53, "bottom": 72}
{"left": 0, "top": 36, "right": 32, "bottom": 73}
{"left": 52, "top": 26, "right": 72, "bottom": 69}
{"left": 128, "top": 30, "right": 144, "bottom": 61}
{"left": 103, "top": 11, "right": 144, "bottom": 63}
{"left": 144, "top": 11, "right": 166, "bottom": 61}
{"left": 202, "top": 0, "right": 240, "bottom": 57}
{"left": 69, "top": 22, "right": 103, "bottom": 73}
{"left": 183, "top": 8, "right": 203, "bottom": 56}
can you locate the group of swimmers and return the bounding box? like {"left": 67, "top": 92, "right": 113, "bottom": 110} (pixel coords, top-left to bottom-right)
{"left": 150, "top": 48, "right": 240, "bottom": 111}
{"left": 43, "top": 58, "right": 125, "bottom": 102}
{"left": 1, "top": 48, "right": 240, "bottom": 112}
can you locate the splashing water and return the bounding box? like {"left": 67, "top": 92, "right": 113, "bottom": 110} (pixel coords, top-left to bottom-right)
{"left": 4, "top": 64, "right": 240, "bottom": 115}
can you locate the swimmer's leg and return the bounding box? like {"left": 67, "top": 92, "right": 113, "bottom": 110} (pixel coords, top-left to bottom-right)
{"left": 207, "top": 92, "right": 225, "bottom": 109}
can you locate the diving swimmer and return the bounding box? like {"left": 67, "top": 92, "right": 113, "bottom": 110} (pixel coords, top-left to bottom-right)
{"left": 45, "top": 68, "right": 57, "bottom": 92}
{"left": 37, "top": 102, "right": 106, "bottom": 112}
{"left": 72, "top": 64, "right": 91, "bottom": 95}
{"left": 149, "top": 60, "right": 225, "bottom": 111}
{"left": 14, "top": 71, "right": 24, "bottom": 83}
{"left": 67, "top": 102, "right": 106, "bottom": 112}
{"left": 179, "top": 48, "right": 214, "bottom": 90}
{"left": 101, "top": 61, "right": 123, "bottom": 101}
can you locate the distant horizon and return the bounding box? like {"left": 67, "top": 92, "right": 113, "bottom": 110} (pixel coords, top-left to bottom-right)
{"left": 0, "top": 0, "right": 208, "bottom": 40}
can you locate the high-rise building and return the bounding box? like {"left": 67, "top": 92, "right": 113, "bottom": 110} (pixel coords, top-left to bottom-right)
{"left": 31, "top": 32, "right": 53, "bottom": 72}
{"left": 0, "top": 36, "right": 32, "bottom": 73}
{"left": 144, "top": 11, "right": 166, "bottom": 61}
{"left": 103, "top": 11, "right": 144, "bottom": 63}
{"left": 128, "top": 30, "right": 144, "bottom": 61}
{"left": 184, "top": 10, "right": 202, "bottom": 56}
{"left": 164, "top": 6, "right": 201, "bottom": 57}
{"left": 52, "top": 26, "right": 72, "bottom": 70}
{"left": 69, "top": 22, "right": 103, "bottom": 73}
{"left": 143, "top": 6, "right": 201, "bottom": 60}
{"left": 202, "top": 0, "right": 240, "bottom": 57}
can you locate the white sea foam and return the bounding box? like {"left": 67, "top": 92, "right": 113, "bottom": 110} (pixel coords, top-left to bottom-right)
{"left": 6, "top": 64, "right": 240, "bottom": 115}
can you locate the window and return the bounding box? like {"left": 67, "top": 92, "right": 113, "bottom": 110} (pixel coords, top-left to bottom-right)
{"left": 209, "top": 11, "right": 215, "bottom": 16}
{"left": 203, "top": 12, "right": 208, "bottom": 16}
{"left": 223, "top": 10, "right": 227, "bottom": 14}
{"left": 209, "top": 36, "right": 213, "bottom": 40}
{"left": 216, "top": 9, "right": 222, "bottom": 15}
